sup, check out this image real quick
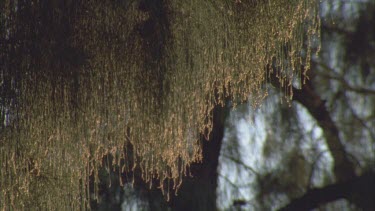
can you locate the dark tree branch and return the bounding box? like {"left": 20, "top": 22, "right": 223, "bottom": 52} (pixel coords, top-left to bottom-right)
{"left": 268, "top": 67, "right": 375, "bottom": 209}
{"left": 277, "top": 171, "right": 375, "bottom": 211}
{"left": 222, "top": 154, "right": 259, "bottom": 176}
{"left": 317, "top": 62, "right": 375, "bottom": 95}
{"left": 269, "top": 68, "right": 356, "bottom": 182}
{"left": 291, "top": 78, "right": 357, "bottom": 182}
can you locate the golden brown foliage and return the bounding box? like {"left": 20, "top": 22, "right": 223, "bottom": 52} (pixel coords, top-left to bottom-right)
{"left": 0, "top": 0, "right": 319, "bottom": 209}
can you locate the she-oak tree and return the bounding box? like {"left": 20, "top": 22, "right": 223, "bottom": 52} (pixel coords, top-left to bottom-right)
{"left": 0, "top": 0, "right": 328, "bottom": 210}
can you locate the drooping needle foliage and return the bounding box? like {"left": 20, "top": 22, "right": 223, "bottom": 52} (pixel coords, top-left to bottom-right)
{"left": 0, "top": 0, "right": 319, "bottom": 209}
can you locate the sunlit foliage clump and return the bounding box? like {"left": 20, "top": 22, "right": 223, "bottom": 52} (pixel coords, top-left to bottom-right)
{"left": 0, "top": 0, "right": 319, "bottom": 209}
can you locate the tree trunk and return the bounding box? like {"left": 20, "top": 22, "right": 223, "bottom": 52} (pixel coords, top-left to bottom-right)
{"left": 167, "top": 105, "right": 225, "bottom": 211}
{"left": 122, "top": 104, "right": 225, "bottom": 211}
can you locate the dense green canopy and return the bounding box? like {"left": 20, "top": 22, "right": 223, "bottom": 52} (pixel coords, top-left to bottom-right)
{"left": 0, "top": 0, "right": 319, "bottom": 209}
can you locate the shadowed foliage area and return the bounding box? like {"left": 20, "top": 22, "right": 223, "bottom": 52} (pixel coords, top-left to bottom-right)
{"left": 1, "top": 0, "right": 321, "bottom": 210}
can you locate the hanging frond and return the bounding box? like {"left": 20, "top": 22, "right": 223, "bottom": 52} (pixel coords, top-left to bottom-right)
{"left": 0, "top": 0, "right": 319, "bottom": 209}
